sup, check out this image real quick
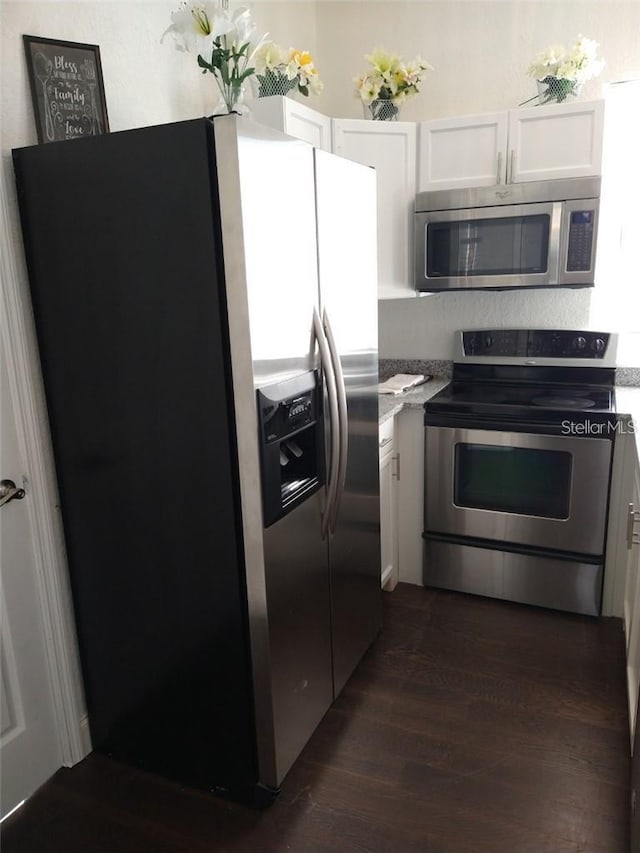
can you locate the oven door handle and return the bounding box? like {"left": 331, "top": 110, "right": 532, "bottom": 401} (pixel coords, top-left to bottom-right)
{"left": 423, "top": 413, "right": 615, "bottom": 437}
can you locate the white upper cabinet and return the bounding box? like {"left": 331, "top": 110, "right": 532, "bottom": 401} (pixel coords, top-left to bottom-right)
{"left": 418, "top": 112, "right": 508, "bottom": 191}
{"left": 332, "top": 120, "right": 417, "bottom": 299}
{"left": 418, "top": 100, "right": 604, "bottom": 192}
{"left": 508, "top": 99, "right": 605, "bottom": 183}
{"left": 247, "top": 96, "right": 332, "bottom": 151}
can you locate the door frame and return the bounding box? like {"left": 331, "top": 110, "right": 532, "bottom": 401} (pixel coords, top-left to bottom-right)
{"left": 1, "top": 166, "right": 89, "bottom": 767}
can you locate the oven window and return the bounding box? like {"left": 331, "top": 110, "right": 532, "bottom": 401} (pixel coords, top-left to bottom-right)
{"left": 427, "top": 214, "right": 550, "bottom": 278}
{"left": 454, "top": 443, "right": 572, "bottom": 519}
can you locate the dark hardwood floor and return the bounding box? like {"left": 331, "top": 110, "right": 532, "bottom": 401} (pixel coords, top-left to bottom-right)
{"left": 2, "top": 584, "right": 630, "bottom": 853}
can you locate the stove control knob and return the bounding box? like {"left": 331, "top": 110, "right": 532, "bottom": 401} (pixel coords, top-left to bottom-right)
{"left": 591, "top": 337, "right": 606, "bottom": 354}
{"left": 573, "top": 335, "right": 587, "bottom": 351}
{"left": 484, "top": 334, "right": 494, "bottom": 350}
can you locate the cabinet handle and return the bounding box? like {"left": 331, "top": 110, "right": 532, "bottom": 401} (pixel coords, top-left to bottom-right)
{"left": 392, "top": 453, "right": 400, "bottom": 480}
{"left": 508, "top": 150, "right": 516, "bottom": 183}
{"left": 496, "top": 151, "right": 503, "bottom": 185}
{"left": 627, "top": 503, "right": 640, "bottom": 549}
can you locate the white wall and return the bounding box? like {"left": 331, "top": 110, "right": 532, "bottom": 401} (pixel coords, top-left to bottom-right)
{"left": 313, "top": 0, "right": 640, "bottom": 122}
{"left": 379, "top": 289, "right": 593, "bottom": 360}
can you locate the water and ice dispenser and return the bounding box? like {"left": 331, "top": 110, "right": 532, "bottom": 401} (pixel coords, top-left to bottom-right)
{"left": 257, "top": 371, "right": 325, "bottom": 527}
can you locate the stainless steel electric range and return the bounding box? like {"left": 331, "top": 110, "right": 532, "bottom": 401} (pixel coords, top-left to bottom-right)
{"left": 423, "top": 329, "right": 618, "bottom": 616}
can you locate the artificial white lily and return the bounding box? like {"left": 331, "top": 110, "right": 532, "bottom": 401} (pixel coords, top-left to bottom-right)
{"left": 163, "top": 0, "right": 268, "bottom": 114}
{"left": 355, "top": 48, "right": 433, "bottom": 111}
{"left": 161, "top": 1, "right": 218, "bottom": 54}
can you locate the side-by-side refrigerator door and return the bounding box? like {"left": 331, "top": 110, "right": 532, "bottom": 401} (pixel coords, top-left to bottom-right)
{"left": 314, "top": 148, "right": 382, "bottom": 697}
{"left": 214, "top": 116, "right": 333, "bottom": 789}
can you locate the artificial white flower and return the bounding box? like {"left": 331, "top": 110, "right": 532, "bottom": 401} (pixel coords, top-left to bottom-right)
{"left": 161, "top": 1, "right": 218, "bottom": 54}
{"left": 527, "top": 35, "right": 605, "bottom": 83}
{"left": 163, "top": 1, "right": 268, "bottom": 113}
{"left": 254, "top": 43, "right": 323, "bottom": 97}
{"left": 355, "top": 48, "right": 433, "bottom": 107}
{"left": 254, "top": 41, "right": 288, "bottom": 73}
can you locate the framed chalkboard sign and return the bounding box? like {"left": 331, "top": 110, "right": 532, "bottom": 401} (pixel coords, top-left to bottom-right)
{"left": 23, "top": 35, "right": 109, "bottom": 144}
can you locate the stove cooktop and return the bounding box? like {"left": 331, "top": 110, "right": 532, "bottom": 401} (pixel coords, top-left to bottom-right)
{"left": 425, "top": 329, "right": 618, "bottom": 431}
{"left": 430, "top": 381, "right": 615, "bottom": 415}
{"left": 424, "top": 382, "right": 617, "bottom": 430}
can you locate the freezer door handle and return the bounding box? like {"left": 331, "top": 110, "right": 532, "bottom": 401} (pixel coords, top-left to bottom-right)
{"left": 312, "top": 307, "right": 339, "bottom": 539}
{"left": 323, "top": 309, "right": 348, "bottom": 533}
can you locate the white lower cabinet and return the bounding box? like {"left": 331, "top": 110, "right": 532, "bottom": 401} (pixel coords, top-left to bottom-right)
{"left": 396, "top": 408, "right": 425, "bottom": 586}
{"left": 379, "top": 418, "right": 398, "bottom": 591}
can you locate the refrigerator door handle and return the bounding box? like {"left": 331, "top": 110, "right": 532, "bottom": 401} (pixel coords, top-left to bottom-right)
{"left": 312, "top": 307, "right": 339, "bottom": 539}
{"left": 323, "top": 309, "right": 348, "bottom": 533}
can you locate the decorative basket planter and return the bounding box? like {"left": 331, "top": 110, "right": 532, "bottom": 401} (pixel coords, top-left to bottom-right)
{"left": 366, "top": 99, "right": 400, "bottom": 121}
{"left": 256, "top": 71, "right": 298, "bottom": 98}
{"left": 536, "top": 76, "right": 583, "bottom": 105}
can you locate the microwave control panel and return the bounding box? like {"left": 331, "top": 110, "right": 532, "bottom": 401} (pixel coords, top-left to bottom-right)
{"left": 462, "top": 329, "right": 611, "bottom": 359}
{"left": 566, "top": 210, "right": 595, "bottom": 272}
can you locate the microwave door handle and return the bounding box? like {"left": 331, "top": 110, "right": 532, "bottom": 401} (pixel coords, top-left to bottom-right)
{"left": 312, "top": 307, "right": 339, "bottom": 539}
{"left": 548, "top": 202, "right": 563, "bottom": 283}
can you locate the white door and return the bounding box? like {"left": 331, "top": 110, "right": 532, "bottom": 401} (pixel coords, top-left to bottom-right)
{"left": 0, "top": 345, "right": 62, "bottom": 820}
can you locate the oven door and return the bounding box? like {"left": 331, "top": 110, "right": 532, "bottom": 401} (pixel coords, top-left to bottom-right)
{"left": 425, "top": 426, "right": 613, "bottom": 556}
{"left": 415, "top": 202, "right": 562, "bottom": 291}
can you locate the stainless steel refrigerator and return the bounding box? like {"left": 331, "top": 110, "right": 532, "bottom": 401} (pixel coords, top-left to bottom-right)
{"left": 12, "top": 115, "right": 381, "bottom": 806}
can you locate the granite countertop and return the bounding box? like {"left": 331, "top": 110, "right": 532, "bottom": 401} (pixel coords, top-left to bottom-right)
{"left": 378, "top": 377, "right": 450, "bottom": 424}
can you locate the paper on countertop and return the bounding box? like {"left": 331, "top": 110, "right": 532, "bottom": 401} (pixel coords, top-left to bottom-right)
{"left": 378, "top": 373, "right": 431, "bottom": 395}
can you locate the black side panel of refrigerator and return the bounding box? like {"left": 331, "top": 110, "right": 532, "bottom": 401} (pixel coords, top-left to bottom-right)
{"left": 13, "top": 120, "right": 261, "bottom": 801}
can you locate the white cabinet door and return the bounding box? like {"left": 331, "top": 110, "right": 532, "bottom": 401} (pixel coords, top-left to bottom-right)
{"left": 418, "top": 112, "right": 508, "bottom": 192}
{"left": 625, "top": 446, "right": 640, "bottom": 746}
{"left": 332, "top": 120, "right": 417, "bottom": 299}
{"left": 508, "top": 100, "right": 605, "bottom": 183}
{"left": 417, "top": 100, "right": 604, "bottom": 191}
{"left": 247, "top": 96, "right": 332, "bottom": 151}
{"left": 379, "top": 418, "right": 398, "bottom": 591}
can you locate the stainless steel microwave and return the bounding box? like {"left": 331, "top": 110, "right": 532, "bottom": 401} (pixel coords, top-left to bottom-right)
{"left": 414, "top": 177, "right": 600, "bottom": 292}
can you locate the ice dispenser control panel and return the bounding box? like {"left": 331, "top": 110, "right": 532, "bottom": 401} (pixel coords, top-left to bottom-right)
{"left": 262, "top": 391, "right": 314, "bottom": 443}
{"left": 257, "top": 371, "right": 324, "bottom": 528}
